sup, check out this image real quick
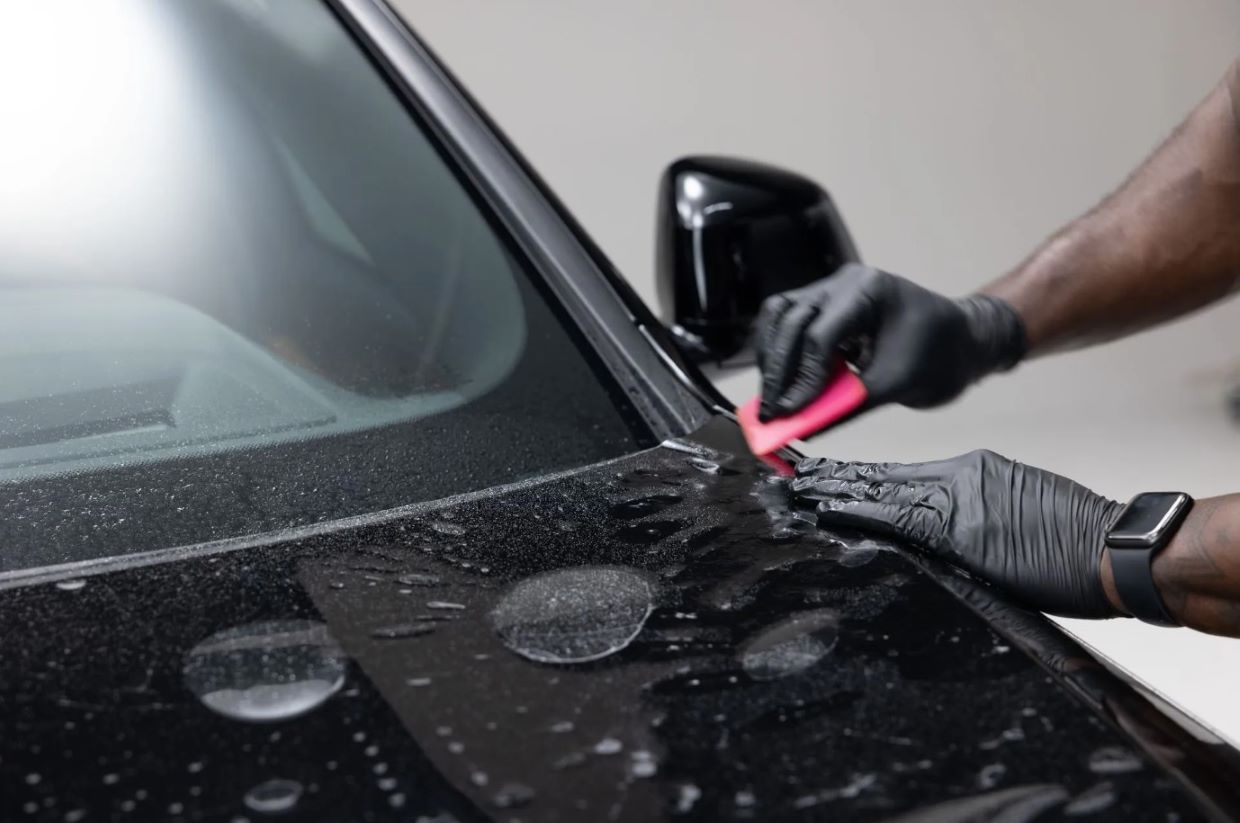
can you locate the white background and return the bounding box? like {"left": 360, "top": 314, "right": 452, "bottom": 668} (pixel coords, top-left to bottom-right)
{"left": 394, "top": 0, "right": 1240, "bottom": 743}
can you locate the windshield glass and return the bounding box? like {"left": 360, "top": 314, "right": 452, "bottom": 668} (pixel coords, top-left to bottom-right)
{"left": 0, "top": 0, "right": 654, "bottom": 573}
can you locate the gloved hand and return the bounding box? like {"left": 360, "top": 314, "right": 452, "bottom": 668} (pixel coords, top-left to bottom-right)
{"left": 790, "top": 450, "right": 1124, "bottom": 618}
{"left": 755, "top": 263, "right": 1027, "bottom": 421}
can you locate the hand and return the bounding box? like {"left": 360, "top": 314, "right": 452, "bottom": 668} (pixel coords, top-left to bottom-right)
{"left": 754, "top": 263, "right": 1026, "bottom": 421}
{"left": 790, "top": 450, "right": 1123, "bottom": 618}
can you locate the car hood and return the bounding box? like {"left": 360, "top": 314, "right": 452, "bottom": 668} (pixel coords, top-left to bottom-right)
{"left": 0, "top": 417, "right": 1232, "bottom": 821}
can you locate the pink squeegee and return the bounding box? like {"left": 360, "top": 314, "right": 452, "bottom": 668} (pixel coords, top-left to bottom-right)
{"left": 737, "top": 361, "right": 868, "bottom": 456}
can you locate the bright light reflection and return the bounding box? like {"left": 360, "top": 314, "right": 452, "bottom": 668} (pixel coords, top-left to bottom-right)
{"left": 0, "top": 2, "right": 195, "bottom": 282}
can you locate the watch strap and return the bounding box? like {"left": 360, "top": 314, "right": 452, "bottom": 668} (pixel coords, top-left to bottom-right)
{"left": 1110, "top": 546, "right": 1178, "bottom": 627}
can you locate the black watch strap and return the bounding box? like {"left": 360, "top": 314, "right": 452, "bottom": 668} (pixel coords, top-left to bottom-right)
{"left": 1109, "top": 547, "right": 1178, "bottom": 627}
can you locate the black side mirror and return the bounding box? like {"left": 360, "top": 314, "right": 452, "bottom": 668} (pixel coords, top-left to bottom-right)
{"left": 656, "top": 156, "right": 859, "bottom": 364}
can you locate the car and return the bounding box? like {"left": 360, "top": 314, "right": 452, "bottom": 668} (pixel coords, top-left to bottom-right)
{"left": 1, "top": 1, "right": 1237, "bottom": 821}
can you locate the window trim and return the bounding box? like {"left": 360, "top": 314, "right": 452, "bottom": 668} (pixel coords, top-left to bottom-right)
{"left": 325, "top": 0, "right": 721, "bottom": 439}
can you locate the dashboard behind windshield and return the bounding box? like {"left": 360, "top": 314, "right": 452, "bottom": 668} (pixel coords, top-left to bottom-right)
{"left": 0, "top": 0, "right": 654, "bottom": 572}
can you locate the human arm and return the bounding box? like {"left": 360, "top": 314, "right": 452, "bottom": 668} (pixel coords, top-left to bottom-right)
{"left": 758, "top": 59, "right": 1240, "bottom": 419}
{"left": 1138, "top": 494, "right": 1240, "bottom": 637}
{"left": 793, "top": 452, "right": 1240, "bottom": 637}
{"left": 984, "top": 59, "right": 1240, "bottom": 352}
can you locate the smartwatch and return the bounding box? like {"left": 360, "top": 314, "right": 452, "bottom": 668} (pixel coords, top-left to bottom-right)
{"left": 1105, "top": 492, "right": 1193, "bottom": 626}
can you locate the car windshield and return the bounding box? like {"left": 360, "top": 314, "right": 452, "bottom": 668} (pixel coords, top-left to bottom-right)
{"left": 0, "top": 0, "right": 654, "bottom": 573}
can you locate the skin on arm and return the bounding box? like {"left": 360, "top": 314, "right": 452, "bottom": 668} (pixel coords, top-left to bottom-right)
{"left": 982, "top": 58, "right": 1240, "bottom": 636}
{"left": 983, "top": 60, "right": 1240, "bottom": 352}
{"left": 775, "top": 59, "right": 1240, "bottom": 635}
{"left": 1099, "top": 495, "right": 1240, "bottom": 637}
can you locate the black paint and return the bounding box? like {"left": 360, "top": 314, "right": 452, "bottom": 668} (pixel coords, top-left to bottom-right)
{"left": 0, "top": 419, "right": 1230, "bottom": 821}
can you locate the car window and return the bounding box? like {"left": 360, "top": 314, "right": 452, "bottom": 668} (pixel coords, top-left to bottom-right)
{"left": 0, "top": 0, "right": 655, "bottom": 573}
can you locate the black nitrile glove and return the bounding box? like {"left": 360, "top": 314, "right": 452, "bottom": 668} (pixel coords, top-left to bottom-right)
{"left": 755, "top": 263, "right": 1027, "bottom": 421}
{"left": 790, "top": 450, "right": 1124, "bottom": 618}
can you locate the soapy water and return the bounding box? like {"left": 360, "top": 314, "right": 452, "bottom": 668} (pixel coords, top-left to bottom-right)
{"left": 659, "top": 439, "right": 721, "bottom": 460}
{"left": 593, "top": 737, "right": 624, "bottom": 755}
{"left": 1064, "top": 782, "right": 1117, "bottom": 816}
{"left": 614, "top": 519, "right": 688, "bottom": 545}
{"left": 878, "top": 784, "right": 1068, "bottom": 823}
{"left": 675, "top": 784, "right": 702, "bottom": 814}
{"left": 688, "top": 458, "right": 722, "bottom": 475}
{"left": 371, "top": 623, "right": 436, "bottom": 640}
{"left": 491, "top": 567, "right": 655, "bottom": 664}
{"left": 430, "top": 521, "right": 467, "bottom": 537}
{"left": 739, "top": 610, "right": 839, "bottom": 681}
{"left": 793, "top": 773, "right": 878, "bottom": 809}
{"left": 182, "top": 620, "right": 346, "bottom": 723}
{"left": 1087, "top": 746, "right": 1142, "bottom": 775}
{"left": 629, "top": 750, "right": 657, "bottom": 778}
{"left": 243, "top": 778, "right": 303, "bottom": 814}
{"left": 492, "top": 781, "right": 536, "bottom": 809}
{"left": 396, "top": 573, "right": 441, "bottom": 587}
{"left": 977, "top": 762, "right": 1007, "bottom": 790}
{"left": 609, "top": 494, "right": 683, "bottom": 520}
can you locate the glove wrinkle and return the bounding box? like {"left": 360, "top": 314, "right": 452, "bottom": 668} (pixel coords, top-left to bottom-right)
{"left": 755, "top": 265, "right": 1028, "bottom": 421}
{"left": 795, "top": 449, "right": 1122, "bottom": 618}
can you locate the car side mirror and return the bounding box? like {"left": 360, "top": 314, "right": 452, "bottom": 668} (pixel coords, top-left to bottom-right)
{"left": 655, "top": 156, "right": 859, "bottom": 365}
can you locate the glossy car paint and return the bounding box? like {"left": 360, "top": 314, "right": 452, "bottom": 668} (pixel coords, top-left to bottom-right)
{"left": 1, "top": 419, "right": 1232, "bottom": 821}
{"left": 3, "top": 1, "right": 1238, "bottom": 820}
{"left": 656, "top": 156, "right": 860, "bottom": 362}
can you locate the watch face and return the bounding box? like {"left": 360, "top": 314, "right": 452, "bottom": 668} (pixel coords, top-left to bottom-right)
{"left": 1108, "top": 492, "right": 1192, "bottom": 548}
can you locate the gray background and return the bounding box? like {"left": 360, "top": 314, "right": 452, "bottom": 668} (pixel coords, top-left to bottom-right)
{"left": 395, "top": 1, "right": 1240, "bottom": 742}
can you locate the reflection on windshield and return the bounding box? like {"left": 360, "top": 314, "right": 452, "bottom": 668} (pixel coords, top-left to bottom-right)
{"left": 0, "top": 0, "right": 524, "bottom": 482}
{"left": 0, "top": 0, "right": 652, "bottom": 573}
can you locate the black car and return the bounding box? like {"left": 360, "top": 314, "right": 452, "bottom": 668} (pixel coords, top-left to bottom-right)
{"left": 1, "top": 1, "right": 1237, "bottom": 821}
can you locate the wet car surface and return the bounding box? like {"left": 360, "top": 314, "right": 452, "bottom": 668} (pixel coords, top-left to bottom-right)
{"left": 1, "top": 419, "right": 1214, "bottom": 821}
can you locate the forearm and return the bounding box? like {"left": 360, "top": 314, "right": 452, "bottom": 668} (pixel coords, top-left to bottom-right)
{"left": 983, "top": 60, "right": 1240, "bottom": 354}
{"left": 1101, "top": 494, "right": 1240, "bottom": 637}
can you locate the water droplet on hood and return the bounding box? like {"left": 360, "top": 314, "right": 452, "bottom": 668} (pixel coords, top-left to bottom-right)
{"left": 183, "top": 621, "right": 346, "bottom": 723}
{"left": 614, "top": 519, "right": 688, "bottom": 545}
{"left": 553, "top": 751, "right": 587, "bottom": 770}
{"left": 396, "top": 574, "right": 442, "bottom": 587}
{"left": 688, "top": 458, "right": 721, "bottom": 475}
{"left": 492, "top": 782, "right": 536, "bottom": 809}
{"left": 792, "top": 773, "right": 878, "bottom": 808}
{"left": 978, "top": 763, "right": 1007, "bottom": 789}
{"left": 593, "top": 737, "right": 623, "bottom": 755}
{"left": 609, "top": 494, "right": 683, "bottom": 520}
{"left": 244, "top": 778, "right": 303, "bottom": 814}
{"left": 838, "top": 543, "right": 880, "bottom": 567}
{"left": 676, "top": 784, "right": 702, "bottom": 814}
{"left": 630, "top": 750, "right": 657, "bottom": 778}
{"left": 491, "top": 567, "right": 655, "bottom": 664}
{"left": 371, "top": 623, "right": 436, "bottom": 640}
{"left": 660, "top": 439, "right": 719, "bottom": 459}
{"left": 1088, "top": 746, "right": 1142, "bottom": 774}
{"left": 879, "top": 784, "right": 1068, "bottom": 823}
{"left": 739, "top": 610, "right": 839, "bottom": 680}
{"left": 1065, "top": 782, "right": 1117, "bottom": 816}
{"left": 431, "top": 521, "right": 466, "bottom": 537}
